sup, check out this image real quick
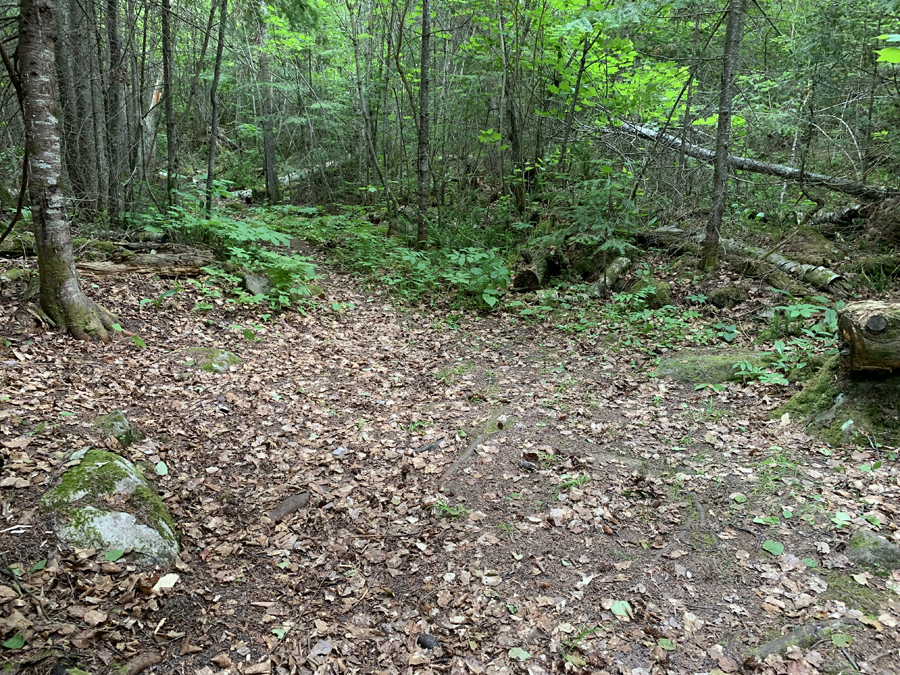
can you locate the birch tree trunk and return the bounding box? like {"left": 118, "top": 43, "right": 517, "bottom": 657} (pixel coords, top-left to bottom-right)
{"left": 416, "top": 0, "right": 431, "bottom": 247}
{"left": 161, "top": 0, "right": 177, "bottom": 208}
{"left": 700, "top": 0, "right": 746, "bottom": 271}
{"left": 19, "top": 0, "right": 117, "bottom": 341}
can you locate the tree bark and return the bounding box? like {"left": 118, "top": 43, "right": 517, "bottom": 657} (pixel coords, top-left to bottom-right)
{"left": 838, "top": 301, "right": 900, "bottom": 372}
{"left": 258, "top": 1, "right": 280, "bottom": 205}
{"left": 105, "top": 0, "right": 126, "bottom": 222}
{"left": 19, "top": 0, "right": 117, "bottom": 341}
{"left": 161, "top": 0, "right": 177, "bottom": 208}
{"left": 206, "top": 0, "right": 228, "bottom": 217}
{"left": 512, "top": 247, "right": 567, "bottom": 291}
{"left": 415, "top": 0, "right": 430, "bottom": 247}
{"left": 592, "top": 256, "right": 632, "bottom": 296}
{"left": 700, "top": 0, "right": 746, "bottom": 271}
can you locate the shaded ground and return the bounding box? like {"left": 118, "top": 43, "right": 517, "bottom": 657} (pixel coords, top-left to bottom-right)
{"left": 1, "top": 254, "right": 899, "bottom": 675}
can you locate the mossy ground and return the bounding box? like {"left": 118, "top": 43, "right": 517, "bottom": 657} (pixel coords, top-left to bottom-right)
{"left": 185, "top": 347, "right": 242, "bottom": 372}
{"left": 654, "top": 350, "right": 776, "bottom": 384}
{"left": 776, "top": 356, "right": 900, "bottom": 445}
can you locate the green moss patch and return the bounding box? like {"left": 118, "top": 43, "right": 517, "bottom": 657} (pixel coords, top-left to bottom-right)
{"left": 98, "top": 410, "right": 142, "bottom": 447}
{"left": 41, "top": 449, "right": 179, "bottom": 565}
{"left": 185, "top": 347, "right": 242, "bottom": 373}
{"left": 777, "top": 356, "right": 900, "bottom": 444}
{"left": 654, "top": 350, "right": 776, "bottom": 384}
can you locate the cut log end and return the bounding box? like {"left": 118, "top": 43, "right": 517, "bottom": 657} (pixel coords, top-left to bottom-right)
{"left": 839, "top": 301, "right": 900, "bottom": 372}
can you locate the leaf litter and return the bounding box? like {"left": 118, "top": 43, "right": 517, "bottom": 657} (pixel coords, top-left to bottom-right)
{"left": 0, "top": 256, "right": 899, "bottom": 674}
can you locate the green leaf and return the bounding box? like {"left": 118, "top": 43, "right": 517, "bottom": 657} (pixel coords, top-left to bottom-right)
{"left": 876, "top": 47, "right": 900, "bottom": 63}
{"left": 732, "top": 493, "right": 747, "bottom": 504}
{"left": 508, "top": 647, "right": 531, "bottom": 661}
{"left": 506, "top": 604, "right": 517, "bottom": 614}
{"left": 802, "top": 558, "right": 818, "bottom": 568}
{"left": 2, "top": 633, "right": 24, "bottom": 650}
{"left": 658, "top": 638, "right": 676, "bottom": 651}
{"left": 28, "top": 559, "right": 46, "bottom": 574}
{"left": 155, "top": 461, "right": 169, "bottom": 476}
{"left": 832, "top": 633, "right": 853, "bottom": 647}
{"left": 277, "top": 561, "right": 290, "bottom": 569}
{"left": 610, "top": 600, "right": 632, "bottom": 619}
{"left": 762, "top": 540, "right": 784, "bottom": 556}
{"left": 131, "top": 335, "right": 148, "bottom": 349}
{"left": 105, "top": 549, "right": 125, "bottom": 562}
{"left": 781, "top": 508, "right": 793, "bottom": 519}
{"left": 831, "top": 511, "right": 852, "bottom": 529}
{"left": 112, "top": 323, "right": 123, "bottom": 333}
{"left": 753, "top": 515, "right": 779, "bottom": 527}
{"left": 271, "top": 627, "right": 287, "bottom": 639}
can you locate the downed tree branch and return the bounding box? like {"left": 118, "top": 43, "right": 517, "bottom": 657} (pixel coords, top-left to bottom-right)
{"left": 592, "top": 256, "right": 632, "bottom": 295}
{"left": 440, "top": 409, "right": 507, "bottom": 489}
{"left": 77, "top": 250, "right": 215, "bottom": 277}
{"left": 512, "top": 247, "right": 567, "bottom": 291}
{"left": 613, "top": 123, "right": 900, "bottom": 201}
{"left": 644, "top": 227, "right": 844, "bottom": 291}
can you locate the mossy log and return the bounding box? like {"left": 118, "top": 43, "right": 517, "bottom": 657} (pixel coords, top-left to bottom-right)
{"left": 77, "top": 250, "right": 214, "bottom": 277}
{"left": 838, "top": 300, "right": 900, "bottom": 372}
{"left": 512, "top": 247, "right": 568, "bottom": 291}
{"left": 643, "top": 227, "right": 844, "bottom": 291}
{"left": 592, "top": 256, "right": 631, "bottom": 295}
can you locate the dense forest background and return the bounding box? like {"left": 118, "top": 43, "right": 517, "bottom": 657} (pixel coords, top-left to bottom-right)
{"left": 2, "top": 0, "right": 900, "bottom": 316}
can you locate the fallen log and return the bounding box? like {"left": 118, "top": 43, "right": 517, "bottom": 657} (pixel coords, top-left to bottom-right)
{"left": 77, "top": 250, "right": 214, "bottom": 277}
{"left": 838, "top": 300, "right": 900, "bottom": 372}
{"left": 512, "top": 247, "right": 568, "bottom": 291}
{"left": 644, "top": 227, "right": 844, "bottom": 291}
{"left": 613, "top": 123, "right": 900, "bottom": 202}
{"left": 592, "top": 256, "right": 632, "bottom": 295}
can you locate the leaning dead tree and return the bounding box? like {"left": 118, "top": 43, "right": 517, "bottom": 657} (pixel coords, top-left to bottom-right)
{"left": 612, "top": 123, "right": 900, "bottom": 202}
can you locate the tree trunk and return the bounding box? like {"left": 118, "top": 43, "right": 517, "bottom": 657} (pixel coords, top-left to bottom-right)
{"left": 161, "top": 0, "right": 176, "bottom": 208}
{"left": 415, "top": 0, "right": 430, "bottom": 247}
{"left": 700, "top": 0, "right": 746, "bottom": 271}
{"left": 258, "top": 1, "right": 280, "bottom": 205}
{"left": 19, "top": 0, "right": 116, "bottom": 341}
{"left": 105, "top": 0, "right": 126, "bottom": 222}
{"left": 70, "top": 0, "right": 99, "bottom": 213}
{"left": 838, "top": 301, "right": 900, "bottom": 372}
{"left": 206, "top": 0, "right": 228, "bottom": 217}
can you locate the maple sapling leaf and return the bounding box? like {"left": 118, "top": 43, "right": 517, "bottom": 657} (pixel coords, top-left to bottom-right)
{"left": 2, "top": 633, "right": 24, "bottom": 650}
{"left": 762, "top": 540, "right": 784, "bottom": 556}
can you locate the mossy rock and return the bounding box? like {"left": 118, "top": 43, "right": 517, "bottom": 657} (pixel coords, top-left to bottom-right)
{"left": 654, "top": 350, "right": 776, "bottom": 384}
{"left": 709, "top": 284, "right": 749, "bottom": 309}
{"left": 0, "top": 268, "right": 32, "bottom": 284}
{"left": 185, "top": 347, "right": 241, "bottom": 373}
{"left": 630, "top": 278, "right": 671, "bottom": 310}
{"left": 776, "top": 356, "right": 900, "bottom": 445}
{"left": 847, "top": 529, "right": 900, "bottom": 569}
{"left": 98, "top": 410, "right": 142, "bottom": 447}
{"left": 41, "top": 449, "right": 179, "bottom": 564}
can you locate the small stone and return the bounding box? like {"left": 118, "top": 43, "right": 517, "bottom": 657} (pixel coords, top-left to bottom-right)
{"left": 332, "top": 446, "right": 349, "bottom": 458}
{"left": 98, "top": 410, "right": 141, "bottom": 447}
{"left": 518, "top": 460, "right": 538, "bottom": 472}
{"left": 242, "top": 274, "right": 272, "bottom": 296}
{"left": 416, "top": 633, "right": 439, "bottom": 650}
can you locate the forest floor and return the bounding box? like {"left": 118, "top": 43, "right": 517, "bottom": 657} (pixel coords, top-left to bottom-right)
{"left": 1, "top": 249, "right": 900, "bottom": 675}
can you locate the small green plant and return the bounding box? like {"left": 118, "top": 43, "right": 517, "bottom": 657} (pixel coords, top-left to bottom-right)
{"left": 494, "top": 522, "right": 517, "bottom": 541}
{"left": 442, "top": 248, "right": 510, "bottom": 308}
{"left": 433, "top": 499, "right": 470, "bottom": 520}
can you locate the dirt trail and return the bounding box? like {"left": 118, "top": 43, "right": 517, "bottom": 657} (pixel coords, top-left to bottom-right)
{"left": 1, "top": 261, "right": 899, "bottom": 675}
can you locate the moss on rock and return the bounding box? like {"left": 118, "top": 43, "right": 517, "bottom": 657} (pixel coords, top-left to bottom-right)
{"left": 654, "top": 350, "right": 776, "bottom": 384}
{"left": 629, "top": 278, "right": 671, "bottom": 310}
{"left": 41, "top": 449, "right": 179, "bottom": 564}
{"left": 98, "top": 410, "right": 142, "bottom": 447}
{"left": 185, "top": 347, "right": 242, "bottom": 373}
